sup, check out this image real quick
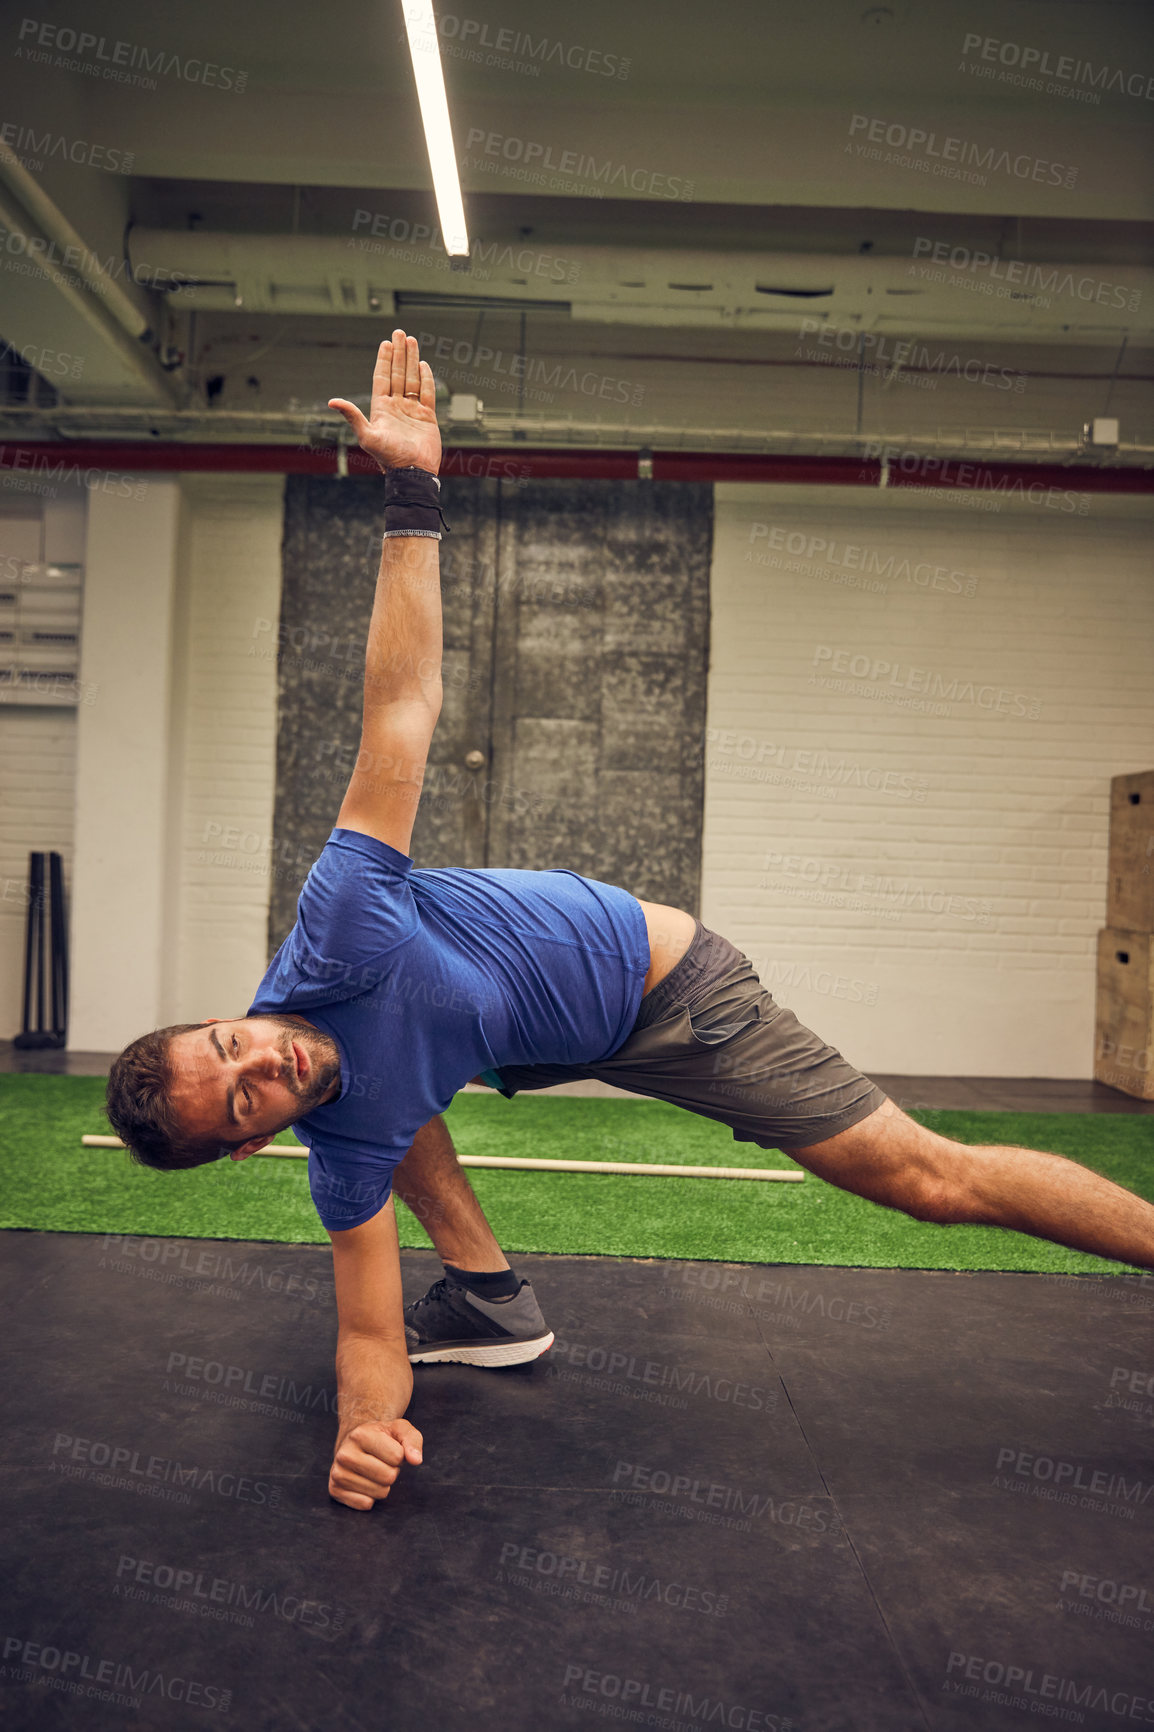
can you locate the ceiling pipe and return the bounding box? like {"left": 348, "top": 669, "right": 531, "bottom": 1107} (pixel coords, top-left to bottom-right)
{"left": 0, "top": 145, "right": 181, "bottom": 407}
{"left": 0, "top": 139, "right": 150, "bottom": 338}
{"left": 1, "top": 408, "right": 1151, "bottom": 466}
{"left": 0, "top": 442, "right": 1150, "bottom": 491}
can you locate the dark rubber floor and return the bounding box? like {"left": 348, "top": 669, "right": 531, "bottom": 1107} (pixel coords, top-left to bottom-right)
{"left": 3, "top": 1229, "right": 1153, "bottom": 1730}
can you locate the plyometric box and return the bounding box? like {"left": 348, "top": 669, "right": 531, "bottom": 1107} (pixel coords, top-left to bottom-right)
{"left": 1095, "top": 929, "right": 1154, "bottom": 1101}
{"left": 1108, "top": 770, "right": 1154, "bottom": 933}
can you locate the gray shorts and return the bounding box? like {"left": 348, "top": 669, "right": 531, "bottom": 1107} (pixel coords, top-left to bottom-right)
{"left": 491, "top": 920, "right": 889, "bottom": 1154}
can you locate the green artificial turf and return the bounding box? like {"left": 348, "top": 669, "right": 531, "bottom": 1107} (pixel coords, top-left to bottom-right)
{"left": 1, "top": 1072, "right": 1151, "bottom": 1273}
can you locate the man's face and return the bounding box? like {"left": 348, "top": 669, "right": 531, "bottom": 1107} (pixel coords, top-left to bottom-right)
{"left": 167, "top": 1015, "right": 341, "bottom": 1158}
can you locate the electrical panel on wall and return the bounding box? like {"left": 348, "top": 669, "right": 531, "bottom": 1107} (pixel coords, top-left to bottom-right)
{"left": 0, "top": 560, "right": 83, "bottom": 705}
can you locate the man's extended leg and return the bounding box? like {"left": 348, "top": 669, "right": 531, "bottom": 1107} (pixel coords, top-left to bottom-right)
{"left": 390, "top": 1115, "right": 554, "bottom": 1366}
{"left": 794, "top": 1097, "right": 1154, "bottom": 1270}
{"left": 495, "top": 921, "right": 1154, "bottom": 1275}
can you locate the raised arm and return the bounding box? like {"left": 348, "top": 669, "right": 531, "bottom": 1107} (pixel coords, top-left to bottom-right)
{"left": 329, "top": 329, "right": 443, "bottom": 857}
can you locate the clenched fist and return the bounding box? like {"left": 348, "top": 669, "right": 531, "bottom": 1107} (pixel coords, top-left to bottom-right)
{"left": 329, "top": 1417, "right": 424, "bottom": 1511}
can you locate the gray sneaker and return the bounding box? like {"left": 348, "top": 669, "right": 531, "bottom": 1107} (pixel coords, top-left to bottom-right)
{"left": 403, "top": 1277, "right": 554, "bottom": 1367}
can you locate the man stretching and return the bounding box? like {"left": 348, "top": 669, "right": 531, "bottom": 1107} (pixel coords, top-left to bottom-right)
{"left": 107, "top": 330, "right": 1154, "bottom": 1514}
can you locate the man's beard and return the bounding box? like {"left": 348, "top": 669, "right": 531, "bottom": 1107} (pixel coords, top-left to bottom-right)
{"left": 263, "top": 1014, "right": 342, "bottom": 1118}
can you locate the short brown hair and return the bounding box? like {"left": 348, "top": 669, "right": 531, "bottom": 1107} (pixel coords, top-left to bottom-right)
{"left": 106, "top": 1024, "right": 236, "bottom": 1171}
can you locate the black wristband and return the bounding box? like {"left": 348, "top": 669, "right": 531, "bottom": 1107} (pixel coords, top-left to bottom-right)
{"left": 383, "top": 466, "right": 450, "bottom": 540}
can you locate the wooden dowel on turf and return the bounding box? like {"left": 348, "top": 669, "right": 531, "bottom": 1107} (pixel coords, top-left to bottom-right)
{"left": 457, "top": 1156, "right": 803, "bottom": 1181}
{"left": 80, "top": 1134, "right": 803, "bottom": 1181}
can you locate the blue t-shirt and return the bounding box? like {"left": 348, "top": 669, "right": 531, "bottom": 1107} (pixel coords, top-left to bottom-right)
{"left": 248, "top": 828, "right": 650, "bottom": 1231}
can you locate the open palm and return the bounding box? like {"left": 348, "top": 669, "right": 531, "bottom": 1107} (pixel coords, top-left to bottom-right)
{"left": 329, "top": 328, "right": 442, "bottom": 475}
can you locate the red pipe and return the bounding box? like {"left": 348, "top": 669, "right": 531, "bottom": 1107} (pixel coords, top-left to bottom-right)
{"left": 0, "top": 441, "right": 1149, "bottom": 491}
{"left": 656, "top": 452, "right": 880, "bottom": 485}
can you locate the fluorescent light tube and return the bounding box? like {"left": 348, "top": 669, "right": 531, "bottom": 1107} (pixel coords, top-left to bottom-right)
{"left": 401, "top": 0, "right": 470, "bottom": 256}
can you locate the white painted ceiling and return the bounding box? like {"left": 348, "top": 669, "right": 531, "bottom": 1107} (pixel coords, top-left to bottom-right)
{"left": 0, "top": 0, "right": 1150, "bottom": 455}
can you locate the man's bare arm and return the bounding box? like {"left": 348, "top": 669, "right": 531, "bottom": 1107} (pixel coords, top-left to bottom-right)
{"left": 327, "top": 1197, "right": 423, "bottom": 1511}
{"left": 329, "top": 329, "right": 443, "bottom": 858}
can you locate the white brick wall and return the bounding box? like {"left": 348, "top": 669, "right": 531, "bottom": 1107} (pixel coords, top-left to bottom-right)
{"left": 703, "top": 484, "right": 1154, "bottom": 1078}
{"left": 0, "top": 498, "right": 84, "bottom": 1041}
{"left": 55, "top": 475, "right": 284, "bottom": 1052}
{"left": 165, "top": 476, "right": 285, "bottom": 1024}
{"left": 0, "top": 707, "right": 76, "bottom": 1037}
